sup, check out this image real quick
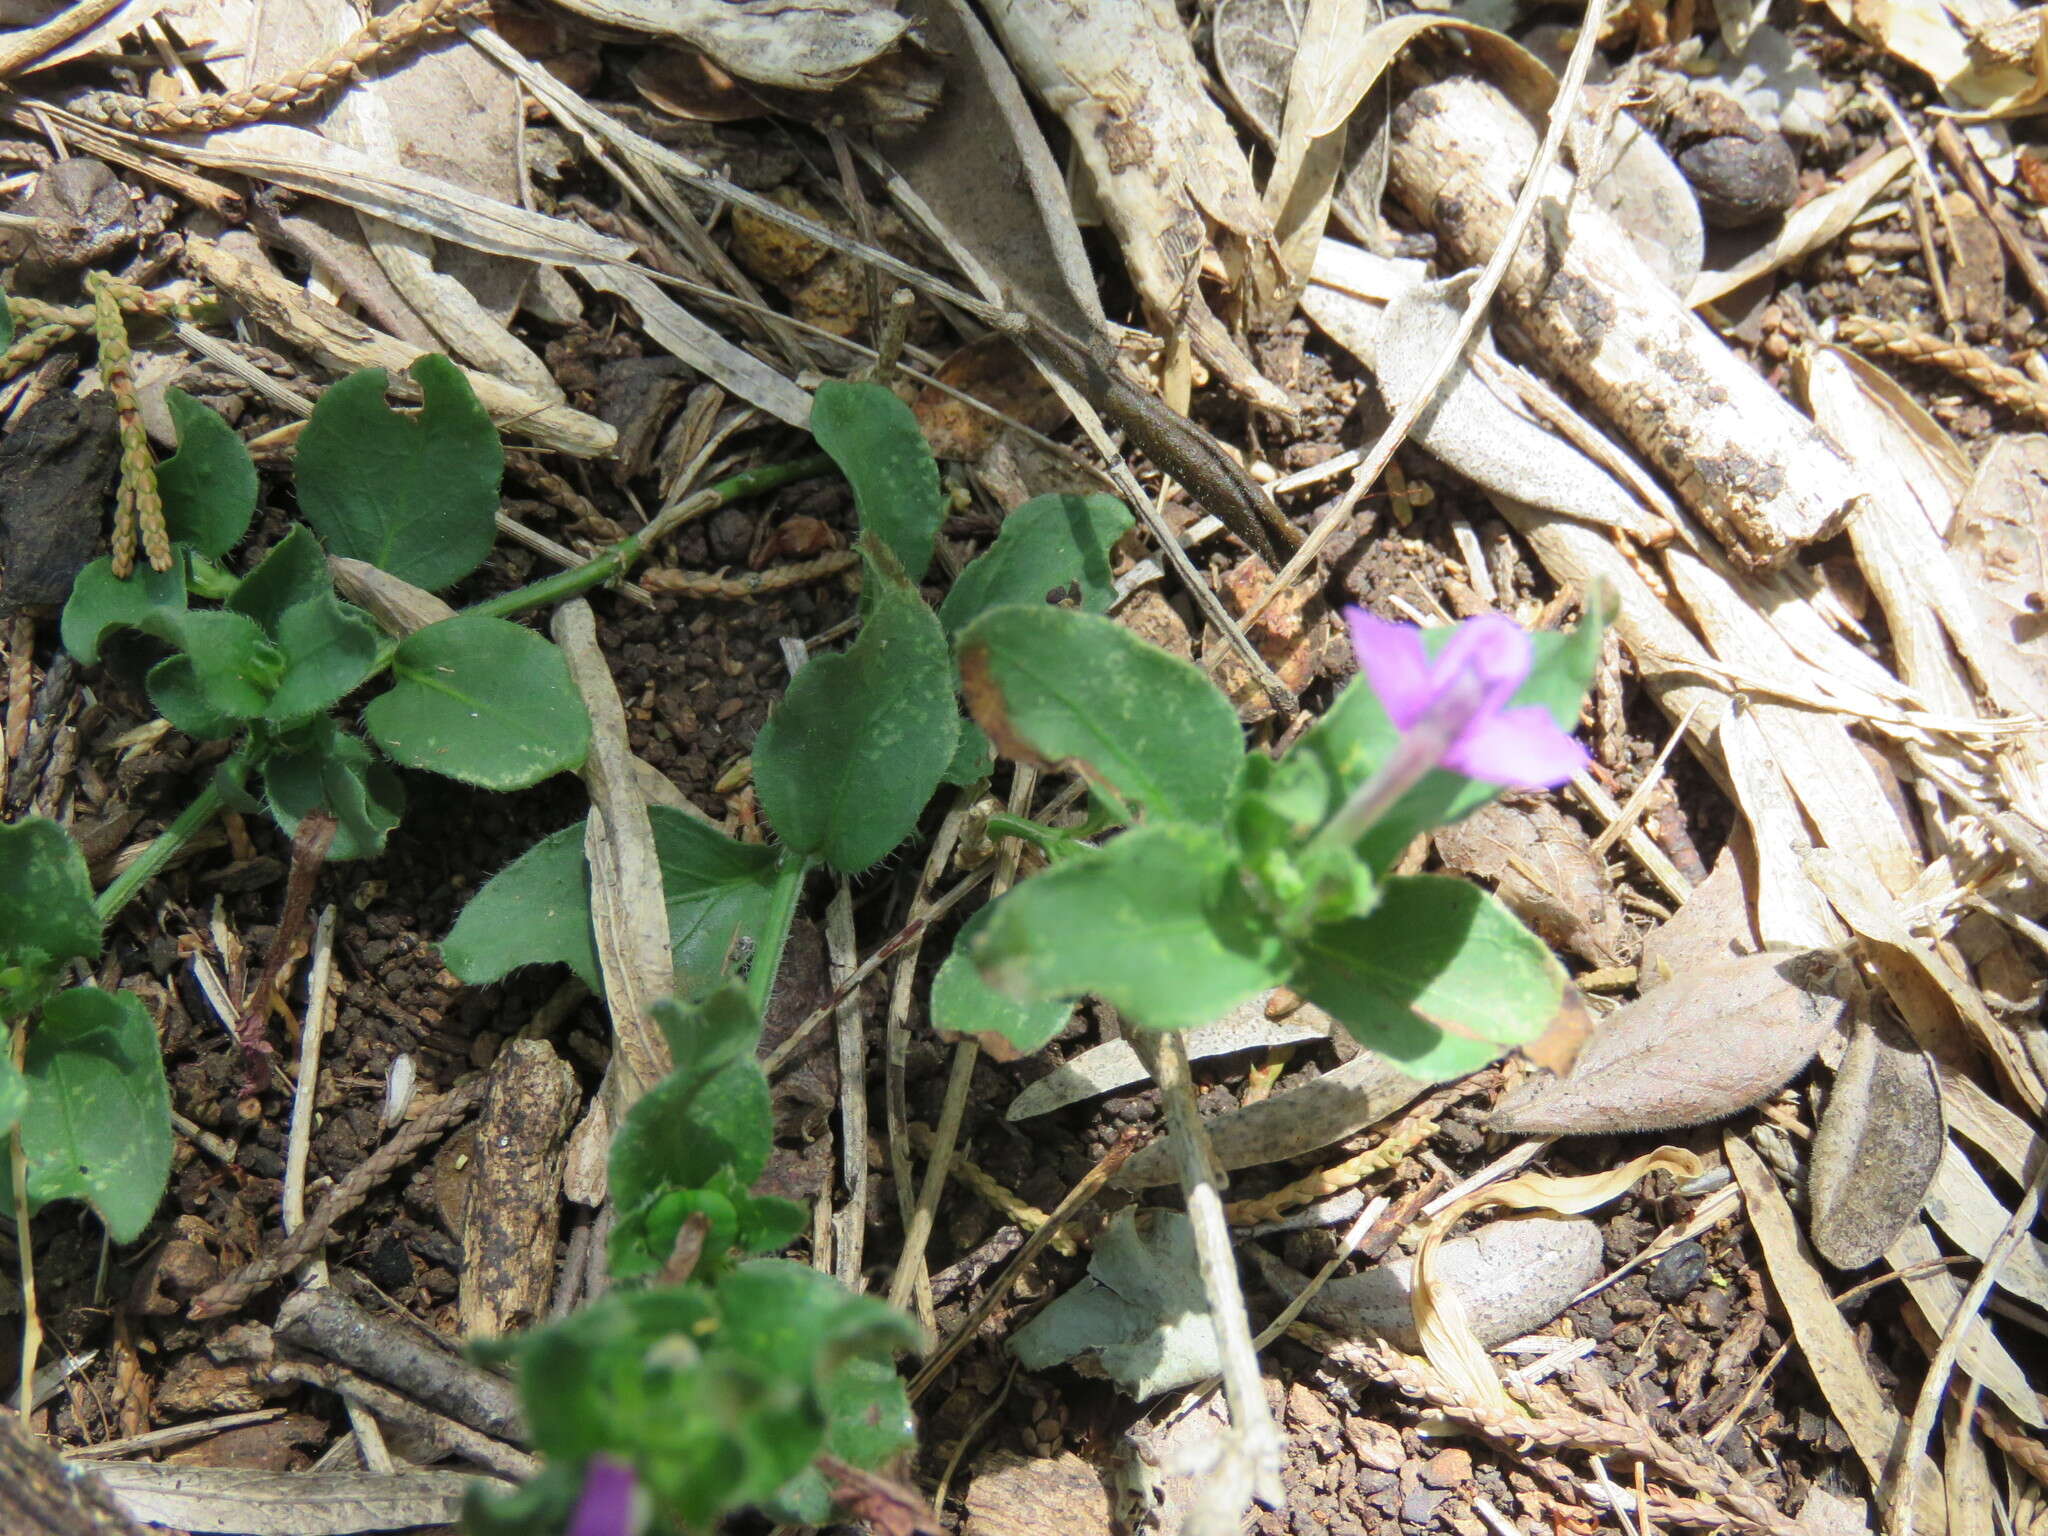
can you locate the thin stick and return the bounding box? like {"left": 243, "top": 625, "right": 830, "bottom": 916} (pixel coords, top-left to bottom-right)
{"left": 282, "top": 906, "right": 336, "bottom": 1240}
{"left": 1239, "top": 0, "right": 1609, "bottom": 630}
{"left": 1129, "top": 1029, "right": 1285, "bottom": 1512}
{"left": 883, "top": 795, "right": 973, "bottom": 1325}
{"left": 1884, "top": 1153, "right": 2048, "bottom": 1536}
{"left": 908, "top": 1131, "right": 1140, "bottom": 1402}
{"left": 11, "top": 1023, "right": 36, "bottom": 1425}
{"left": 889, "top": 768, "right": 1036, "bottom": 1314}
{"left": 827, "top": 883, "right": 869, "bottom": 1290}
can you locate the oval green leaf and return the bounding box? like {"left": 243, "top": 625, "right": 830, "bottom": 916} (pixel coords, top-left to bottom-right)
{"left": 754, "top": 548, "right": 957, "bottom": 873}
{"left": 970, "top": 824, "right": 1286, "bottom": 1034}
{"left": 809, "top": 380, "right": 941, "bottom": 581}
{"left": 0, "top": 816, "right": 100, "bottom": 969}
{"left": 938, "top": 492, "right": 1132, "bottom": 635}
{"left": 22, "top": 987, "right": 171, "bottom": 1242}
{"left": 1288, "top": 874, "right": 1570, "bottom": 1080}
{"left": 958, "top": 605, "right": 1243, "bottom": 825}
{"left": 158, "top": 388, "right": 257, "bottom": 557}
{"left": 366, "top": 614, "right": 589, "bottom": 789}
{"left": 295, "top": 356, "right": 503, "bottom": 592}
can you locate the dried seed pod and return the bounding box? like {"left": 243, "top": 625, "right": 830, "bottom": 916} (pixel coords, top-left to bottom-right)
{"left": 1635, "top": 77, "right": 1800, "bottom": 229}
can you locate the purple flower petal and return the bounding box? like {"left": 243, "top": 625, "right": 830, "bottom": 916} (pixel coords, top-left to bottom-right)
{"left": 568, "top": 1457, "right": 638, "bottom": 1536}
{"left": 1429, "top": 613, "right": 1531, "bottom": 719}
{"left": 1444, "top": 704, "right": 1588, "bottom": 788}
{"left": 1345, "top": 608, "right": 1433, "bottom": 727}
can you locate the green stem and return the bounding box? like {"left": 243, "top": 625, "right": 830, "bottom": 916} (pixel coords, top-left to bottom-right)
{"left": 746, "top": 854, "right": 810, "bottom": 1016}
{"left": 467, "top": 452, "right": 835, "bottom": 625}
{"left": 94, "top": 778, "right": 226, "bottom": 923}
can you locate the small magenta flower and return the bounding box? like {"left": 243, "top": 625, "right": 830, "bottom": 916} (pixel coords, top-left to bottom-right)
{"left": 567, "top": 1456, "right": 639, "bottom": 1536}
{"left": 1345, "top": 609, "right": 1587, "bottom": 788}
{"left": 1315, "top": 610, "right": 1588, "bottom": 851}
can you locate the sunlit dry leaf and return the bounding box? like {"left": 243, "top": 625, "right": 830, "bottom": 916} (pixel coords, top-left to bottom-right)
{"left": 1726, "top": 1136, "right": 1949, "bottom": 1530}
{"left": 978, "top": 0, "right": 1291, "bottom": 410}
{"left": 1434, "top": 798, "right": 1631, "bottom": 969}
{"left": 1808, "top": 1011, "right": 1943, "bottom": 1269}
{"left": 1638, "top": 844, "right": 1757, "bottom": 985}
{"left": 1488, "top": 949, "right": 1848, "bottom": 1135}
{"left": 1255, "top": 1214, "right": 1601, "bottom": 1351}
{"left": 548, "top": 0, "right": 909, "bottom": 91}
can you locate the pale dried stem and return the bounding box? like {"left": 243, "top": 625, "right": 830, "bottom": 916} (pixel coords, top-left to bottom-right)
{"left": 1130, "top": 1028, "right": 1286, "bottom": 1518}
{"left": 890, "top": 767, "right": 1042, "bottom": 1315}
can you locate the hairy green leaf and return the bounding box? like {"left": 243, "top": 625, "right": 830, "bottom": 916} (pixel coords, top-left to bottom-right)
{"left": 930, "top": 905, "right": 1072, "bottom": 1053}
{"left": 295, "top": 355, "right": 502, "bottom": 591}
{"left": 442, "top": 810, "right": 781, "bottom": 991}
{"left": 262, "top": 718, "right": 405, "bottom": 861}
{"left": 0, "top": 817, "right": 100, "bottom": 970}
{"left": 265, "top": 593, "right": 380, "bottom": 724}
{"left": 60, "top": 555, "right": 184, "bottom": 666}
{"left": 142, "top": 610, "right": 283, "bottom": 735}
{"left": 754, "top": 543, "right": 957, "bottom": 873}
{"left": 227, "top": 524, "right": 330, "bottom": 634}
{"left": 938, "top": 492, "right": 1131, "bottom": 635}
{"left": 366, "top": 614, "right": 588, "bottom": 789}
{"left": 809, "top": 380, "right": 941, "bottom": 581}
{"left": 157, "top": 388, "right": 257, "bottom": 557}
{"left": 22, "top": 987, "right": 171, "bottom": 1242}
{"left": 970, "top": 824, "right": 1285, "bottom": 1034}
{"left": 1289, "top": 875, "right": 1570, "bottom": 1079}
{"left": 959, "top": 605, "right": 1242, "bottom": 825}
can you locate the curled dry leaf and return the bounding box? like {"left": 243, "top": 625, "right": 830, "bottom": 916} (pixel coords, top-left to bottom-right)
{"left": 1489, "top": 949, "right": 1849, "bottom": 1135}
{"left": 1807, "top": 1011, "right": 1943, "bottom": 1270}
{"left": 1253, "top": 1214, "right": 1602, "bottom": 1351}
{"left": 1433, "top": 798, "right": 1632, "bottom": 969}
{"left": 1637, "top": 844, "right": 1757, "bottom": 987}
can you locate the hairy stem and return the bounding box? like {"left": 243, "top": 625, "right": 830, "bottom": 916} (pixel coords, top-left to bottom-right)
{"left": 94, "top": 777, "right": 227, "bottom": 923}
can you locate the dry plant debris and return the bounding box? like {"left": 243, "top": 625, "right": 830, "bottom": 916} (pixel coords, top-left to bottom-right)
{"left": 0, "top": 0, "right": 2045, "bottom": 1534}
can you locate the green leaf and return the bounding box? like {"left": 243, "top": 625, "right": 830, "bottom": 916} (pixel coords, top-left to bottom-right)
{"left": 938, "top": 492, "right": 1132, "bottom": 635}
{"left": 265, "top": 594, "right": 380, "bottom": 724}
{"left": 821, "top": 1354, "right": 915, "bottom": 1467}
{"left": 295, "top": 356, "right": 502, "bottom": 591}
{"left": 21, "top": 987, "right": 171, "bottom": 1242}
{"left": 611, "top": 987, "right": 772, "bottom": 1209}
{"left": 157, "top": 388, "right": 256, "bottom": 557}
{"left": 142, "top": 610, "right": 283, "bottom": 732}
{"left": 940, "top": 716, "right": 995, "bottom": 786}
{"left": 0, "top": 1037, "right": 24, "bottom": 1143}
{"left": 60, "top": 555, "right": 185, "bottom": 666}
{"left": 958, "top": 605, "right": 1243, "bottom": 825}
{"left": 754, "top": 543, "right": 957, "bottom": 873}
{"left": 227, "top": 525, "right": 330, "bottom": 634}
{"left": 365, "top": 614, "right": 589, "bottom": 789}
{"left": 442, "top": 809, "right": 781, "bottom": 992}
{"left": 970, "top": 824, "right": 1285, "bottom": 1034}
{"left": 809, "top": 380, "right": 941, "bottom": 581}
{"left": 1288, "top": 874, "right": 1570, "bottom": 1080}
{"left": 0, "top": 817, "right": 101, "bottom": 970}
{"left": 930, "top": 905, "right": 1073, "bottom": 1053}
{"left": 262, "top": 719, "right": 405, "bottom": 861}
{"left": 0, "top": 288, "right": 12, "bottom": 352}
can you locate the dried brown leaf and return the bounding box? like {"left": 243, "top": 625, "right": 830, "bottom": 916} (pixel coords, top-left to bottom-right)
{"left": 1488, "top": 949, "right": 1848, "bottom": 1135}
{"left": 1808, "top": 1012, "right": 1943, "bottom": 1269}
{"left": 1434, "top": 798, "right": 1631, "bottom": 968}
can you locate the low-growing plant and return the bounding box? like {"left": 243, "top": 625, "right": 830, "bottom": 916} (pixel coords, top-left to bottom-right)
{"left": 61, "top": 356, "right": 592, "bottom": 887}
{"left": 449, "top": 380, "right": 1603, "bottom": 1530}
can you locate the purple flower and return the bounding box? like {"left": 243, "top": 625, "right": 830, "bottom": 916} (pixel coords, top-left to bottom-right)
{"left": 1344, "top": 609, "right": 1587, "bottom": 789}
{"left": 567, "top": 1457, "right": 639, "bottom": 1536}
